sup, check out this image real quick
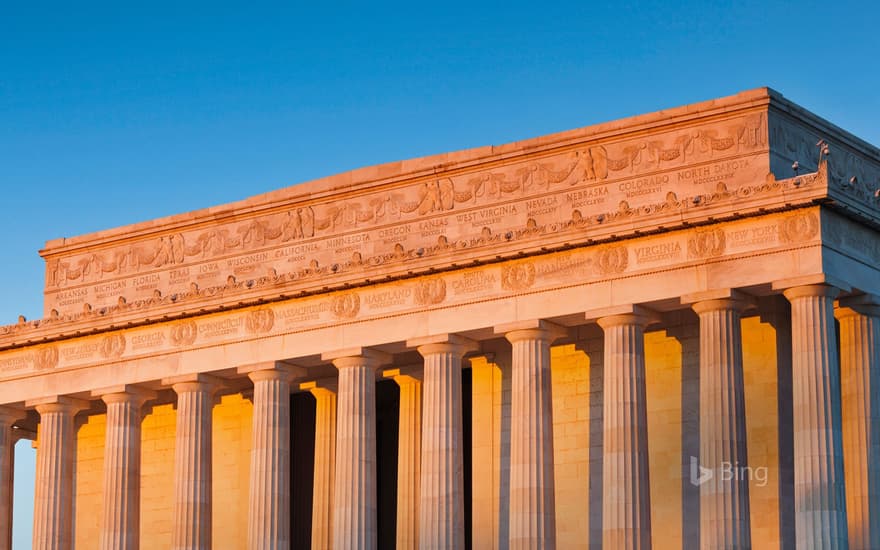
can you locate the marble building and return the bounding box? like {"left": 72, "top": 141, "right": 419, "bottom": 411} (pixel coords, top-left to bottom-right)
{"left": 0, "top": 87, "right": 879, "bottom": 549}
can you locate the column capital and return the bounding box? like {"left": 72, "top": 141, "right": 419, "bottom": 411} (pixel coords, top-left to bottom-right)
{"left": 836, "top": 293, "right": 880, "bottom": 319}
{"left": 162, "top": 373, "right": 225, "bottom": 394}
{"left": 772, "top": 274, "right": 851, "bottom": 294}
{"left": 322, "top": 347, "right": 392, "bottom": 370}
{"left": 91, "top": 385, "right": 157, "bottom": 405}
{"left": 26, "top": 395, "right": 90, "bottom": 415}
{"left": 782, "top": 284, "right": 841, "bottom": 301}
{"left": 682, "top": 288, "right": 756, "bottom": 313}
{"left": 237, "top": 360, "right": 306, "bottom": 383}
{"left": 495, "top": 319, "right": 568, "bottom": 343}
{"left": 588, "top": 304, "right": 660, "bottom": 328}
{"left": 407, "top": 334, "right": 479, "bottom": 357}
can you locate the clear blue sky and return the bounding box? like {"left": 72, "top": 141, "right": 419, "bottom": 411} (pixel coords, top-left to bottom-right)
{"left": 2, "top": 2, "right": 878, "bottom": 547}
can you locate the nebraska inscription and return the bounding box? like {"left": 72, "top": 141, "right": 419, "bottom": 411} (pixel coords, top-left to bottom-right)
{"left": 42, "top": 111, "right": 770, "bottom": 316}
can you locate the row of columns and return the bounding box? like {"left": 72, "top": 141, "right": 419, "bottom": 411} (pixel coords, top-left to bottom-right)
{"left": 0, "top": 284, "right": 877, "bottom": 549}
{"left": 595, "top": 285, "right": 879, "bottom": 550}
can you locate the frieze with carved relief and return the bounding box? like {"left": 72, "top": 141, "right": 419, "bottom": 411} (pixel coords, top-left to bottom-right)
{"left": 2, "top": 159, "right": 844, "bottom": 343}
{"left": 41, "top": 112, "right": 772, "bottom": 316}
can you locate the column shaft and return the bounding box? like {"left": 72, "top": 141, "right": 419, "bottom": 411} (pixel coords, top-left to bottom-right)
{"left": 310, "top": 386, "right": 337, "bottom": 550}
{"left": 170, "top": 380, "right": 217, "bottom": 550}
{"left": 247, "top": 370, "right": 293, "bottom": 550}
{"left": 837, "top": 305, "right": 880, "bottom": 550}
{"left": 415, "top": 339, "right": 470, "bottom": 550}
{"left": 504, "top": 327, "right": 558, "bottom": 549}
{"left": 0, "top": 407, "right": 21, "bottom": 550}
{"left": 393, "top": 373, "right": 422, "bottom": 550}
{"left": 784, "top": 285, "right": 848, "bottom": 548}
{"left": 32, "top": 399, "right": 84, "bottom": 550}
{"left": 693, "top": 299, "right": 751, "bottom": 549}
{"left": 329, "top": 353, "right": 385, "bottom": 550}
{"left": 598, "top": 313, "right": 652, "bottom": 550}
{"left": 99, "top": 392, "right": 149, "bottom": 550}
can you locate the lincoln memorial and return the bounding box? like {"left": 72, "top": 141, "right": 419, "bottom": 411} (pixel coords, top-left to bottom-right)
{"left": 1, "top": 88, "right": 879, "bottom": 549}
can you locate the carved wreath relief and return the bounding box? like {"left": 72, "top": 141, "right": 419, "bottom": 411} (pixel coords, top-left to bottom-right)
{"left": 245, "top": 308, "right": 275, "bottom": 335}
{"left": 778, "top": 212, "right": 819, "bottom": 244}
{"left": 414, "top": 278, "right": 447, "bottom": 306}
{"left": 12, "top": 108, "right": 866, "bottom": 339}
{"left": 35, "top": 346, "right": 59, "bottom": 371}
{"left": 501, "top": 263, "right": 536, "bottom": 291}
{"left": 44, "top": 113, "right": 769, "bottom": 299}
{"left": 688, "top": 228, "right": 726, "bottom": 259}
{"left": 171, "top": 321, "right": 198, "bottom": 347}
{"left": 99, "top": 334, "right": 127, "bottom": 359}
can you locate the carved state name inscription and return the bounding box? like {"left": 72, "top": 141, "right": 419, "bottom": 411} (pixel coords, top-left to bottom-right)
{"left": 0, "top": 208, "right": 828, "bottom": 380}
{"left": 41, "top": 112, "right": 771, "bottom": 317}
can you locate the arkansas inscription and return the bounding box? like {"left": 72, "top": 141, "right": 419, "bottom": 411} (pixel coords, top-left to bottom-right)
{"left": 42, "top": 111, "right": 771, "bottom": 316}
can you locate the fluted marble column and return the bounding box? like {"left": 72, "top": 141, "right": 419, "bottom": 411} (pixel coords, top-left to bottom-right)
{"left": 387, "top": 368, "right": 423, "bottom": 550}
{"left": 690, "top": 295, "right": 751, "bottom": 549}
{"left": 496, "top": 320, "right": 565, "bottom": 549}
{"left": 408, "top": 334, "right": 477, "bottom": 550}
{"left": 306, "top": 381, "right": 337, "bottom": 550}
{"left": 94, "top": 387, "right": 155, "bottom": 550}
{"left": 29, "top": 396, "right": 88, "bottom": 550}
{"left": 596, "top": 309, "right": 652, "bottom": 550}
{"left": 0, "top": 406, "right": 23, "bottom": 550}
{"left": 836, "top": 296, "right": 880, "bottom": 550}
{"left": 783, "top": 285, "right": 848, "bottom": 548}
{"left": 322, "top": 348, "right": 390, "bottom": 550}
{"left": 164, "top": 374, "right": 221, "bottom": 550}
{"left": 239, "top": 363, "right": 303, "bottom": 550}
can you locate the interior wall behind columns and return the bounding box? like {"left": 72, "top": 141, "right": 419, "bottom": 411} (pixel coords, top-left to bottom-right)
{"left": 742, "top": 312, "right": 784, "bottom": 549}
{"left": 74, "top": 413, "right": 105, "bottom": 548}
{"left": 549, "top": 339, "right": 597, "bottom": 550}
{"left": 140, "top": 403, "right": 176, "bottom": 548}
{"left": 662, "top": 316, "right": 700, "bottom": 550}
{"left": 644, "top": 326, "right": 688, "bottom": 550}
{"left": 469, "top": 341, "right": 511, "bottom": 550}
{"left": 212, "top": 393, "right": 253, "bottom": 549}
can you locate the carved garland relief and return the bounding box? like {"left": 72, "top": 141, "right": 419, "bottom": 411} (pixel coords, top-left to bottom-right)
{"left": 771, "top": 118, "right": 880, "bottom": 205}
{"left": 13, "top": 166, "right": 841, "bottom": 343}
{"left": 0, "top": 208, "right": 837, "bottom": 378}
{"left": 42, "top": 113, "right": 770, "bottom": 313}
{"left": 8, "top": 109, "right": 873, "bottom": 340}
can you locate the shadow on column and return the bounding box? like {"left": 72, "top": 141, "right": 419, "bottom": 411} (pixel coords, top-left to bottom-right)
{"left": 290, "top": 392, "right": 316, "bottom": 549}
{"left": 762, "top": 296, "right": 794, "bottom": 550}
{"left": 462, "top": 367, "right": 473, "bottom": 550}
{"left": 582, "top": 337, "right": 604, "bottom": 549}
{"left": 376, "top": 379, "right": 400, "bottom": 549}
{"left": 498, "top": 353, "right": 512, "bottom": 549}
{"left": 667, "top": 316, "right": 701, "bottom": 550}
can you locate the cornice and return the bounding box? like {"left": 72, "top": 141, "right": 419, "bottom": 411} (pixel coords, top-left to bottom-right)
{"left": 0, "top": 163, "right": 834, "bottom": 350}
{"left": 41, "top": 88, "right": 774, "bottom": 255}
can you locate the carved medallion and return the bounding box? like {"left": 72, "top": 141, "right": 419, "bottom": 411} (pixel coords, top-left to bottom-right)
{"left": 99, "top": 334, "right": 127, "bottom": 359}
{"left": 35, "top": 346, "right": 59, "bottom": 371}
{"left": 171, "top": 321, "right": 198, "bottom": 347}
{"left": 331, "top": 293, "right": 361, "bottom": 319}
{"left": 245, "top": 308, "right": 276, "bottom": 334}
{"left": 778, "top": 212, "right": 819, "bottom": 244}
{"left": 595, "top": 246, "right": 629, "bottom": 275}
{"left": 688, "top": 228, "right": 726, "bottom": 259}
{"left": 414, "top": 278, "right": 447, "bottom": 305}
{"left": 501, "top": 263, "right": 536, "bottom": 291}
